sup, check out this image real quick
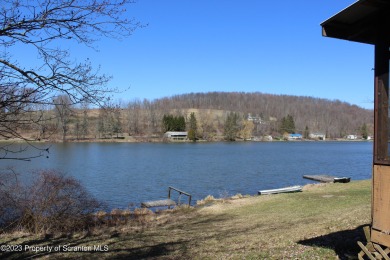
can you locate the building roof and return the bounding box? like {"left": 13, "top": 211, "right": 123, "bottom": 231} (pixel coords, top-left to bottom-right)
{"left": 321, "top": 0, "right": 390, "bottom": 45}
{"left": 165, "top": 131, "right": 188, "bottom": 135}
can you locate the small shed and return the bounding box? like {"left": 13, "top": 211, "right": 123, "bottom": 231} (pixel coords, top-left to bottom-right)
{"left": 321, "top": 0, "right": 390, "bottom": 250}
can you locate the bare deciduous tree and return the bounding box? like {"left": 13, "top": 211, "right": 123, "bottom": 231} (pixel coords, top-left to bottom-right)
{"left": 53, "top": 95, "right": 72, "bottom": 142}
{"left": 81, "top": 102, "right": 90, "bottom": 139}
{"left": 126, "top": 99, "right": 142, "bottom": 136}
{"left": 0, "top": 0, "right": 141, "bottom": 159}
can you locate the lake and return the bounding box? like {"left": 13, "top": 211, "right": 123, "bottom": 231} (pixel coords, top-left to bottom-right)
{"left": 0, "top": 141, "right": 373, "bottom": 209}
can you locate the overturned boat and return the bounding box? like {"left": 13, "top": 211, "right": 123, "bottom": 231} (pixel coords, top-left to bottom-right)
{"left": 258, "top": 185, "right": 302, "bottom": 195}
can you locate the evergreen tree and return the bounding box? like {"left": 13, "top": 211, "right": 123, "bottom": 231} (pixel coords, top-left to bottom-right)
{"left": 162, "top": 114, "right": 186, "bottom": 132}
{"left": 361, "top": 123, "right": 368, "bottom": 139}
{"left": 279, "top": 114, "right": 295, "bottom": 134}
{"left": 304, "top": 125, "right": 310, "bottom": 139}
{"left": 224, "top": 112, "right": 239, "bottom": 141}
{"left": 188, "top": 112, "right": 198, "bottom": 142}
{"left": 162, "top": 115, "right": 173, "bottom": 132}
{"left": 279, "top": 117, "right": 287, "bottom": 134}
{"left": 177, "top": 116, "right": 186, "bottom": 131}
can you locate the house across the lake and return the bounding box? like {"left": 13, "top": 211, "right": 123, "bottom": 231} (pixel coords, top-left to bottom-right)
{"left": 164, "top": 131, "right": 188, "bottom": 141}
{"left": 288, "top": 133, "right": 302, "bottom": 140}
{"left": 309, "top": 133, "right": 326, "bottom": 140}
{"left": 247, "top": 113, "right": 263, "bottom": 124}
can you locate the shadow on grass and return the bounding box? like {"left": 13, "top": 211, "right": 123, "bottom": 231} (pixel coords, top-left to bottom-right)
{"left": 0, "top": 213, "right": 240, "bottom": 259}
{"left": 0, "top": 234, "right": 108, "bottom": 260}
{"left": 298, "top": 224, "right": 368, "bottom": 259}
{"left": 105, "top": 240, "right": 191, "bottom": 259}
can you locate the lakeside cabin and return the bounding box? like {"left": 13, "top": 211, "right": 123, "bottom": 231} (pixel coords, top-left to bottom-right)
{"left": 164, "top": 131, "right": 188, "bottom": 141}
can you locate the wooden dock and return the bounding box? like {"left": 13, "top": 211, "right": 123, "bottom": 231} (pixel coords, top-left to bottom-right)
{"left": 141, "top": 186, "right": 192, "bottom": 209}
{"left": 141, "top": 199, "right": 177, "bottom": 208}
{"left": 303, "top": 175, "right": 350, "bottom": 183}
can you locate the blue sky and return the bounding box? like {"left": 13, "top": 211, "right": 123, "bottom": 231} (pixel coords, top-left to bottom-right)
{"left": 66, "top": 1, "right": 376, "bottom": 109}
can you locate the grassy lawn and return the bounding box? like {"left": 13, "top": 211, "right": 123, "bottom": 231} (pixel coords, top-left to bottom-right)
{"left": 0, "top": 180, "right": 371, "bottom": 259}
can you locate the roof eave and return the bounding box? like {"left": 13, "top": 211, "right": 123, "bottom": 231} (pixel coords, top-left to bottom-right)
{"left": 321, "top": 0, "right": 390, "bottom": 45}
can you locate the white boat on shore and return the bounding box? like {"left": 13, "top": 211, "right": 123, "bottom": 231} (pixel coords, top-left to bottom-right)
{"left": 258, "top": 185, "right": 303, "bottom": 195}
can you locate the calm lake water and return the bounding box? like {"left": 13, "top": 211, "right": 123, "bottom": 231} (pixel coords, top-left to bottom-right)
{"left": 0, "top": 142, "right": 373, "bottom": 209}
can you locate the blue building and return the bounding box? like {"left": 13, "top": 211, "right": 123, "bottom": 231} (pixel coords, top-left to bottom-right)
{"left": 288, "top": 134, "right": 302, "bottom": 140}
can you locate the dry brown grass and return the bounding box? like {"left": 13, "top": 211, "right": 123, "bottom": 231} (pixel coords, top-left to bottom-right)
{"left": 0, "top": 180, "right": 371, "bottom": 259}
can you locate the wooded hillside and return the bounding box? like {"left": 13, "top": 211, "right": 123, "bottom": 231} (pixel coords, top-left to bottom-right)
{"left": 152, "top": 92, "right": 373, "bottom": 139}
{"left": 14, "top": 92, "right": 373, "bottom": 141}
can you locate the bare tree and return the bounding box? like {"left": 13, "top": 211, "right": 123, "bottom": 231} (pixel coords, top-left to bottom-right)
{"left": 112, "top": 104, "right": 123, "bottom": 138}
{"left": 80, "top": 102, "right": 90, "bottom": 139}
{"left": 53, "top": 95, "right": 72, "bottom": 141}
{"left": 126, "top": 99, "right": 142, "bottom": 136}
{"left": 97, "top": 107, "right": 108, "bottom": 138}
{"left": 0, "top": 0, "right": 141, "bottom": 159}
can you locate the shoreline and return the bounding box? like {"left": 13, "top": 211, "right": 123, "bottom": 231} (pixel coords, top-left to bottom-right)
{"left": 0, "top": 137, "right": 374, "bottom": 144}
{"left": 0, "top": 179, "right": 371, "bottom": 259}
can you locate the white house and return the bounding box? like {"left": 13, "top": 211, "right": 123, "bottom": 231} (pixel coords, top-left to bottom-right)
{"left": 164, "top": 131, "right": 188, "bottom": 141}
{"left": 247, "top": 113, "right": 263, "bottom": 124}
{"left": 309, "top": 133, "right": 326, "bottom": 140}
{"left": 347, "top": 134, "right": 357, "bottom": 140}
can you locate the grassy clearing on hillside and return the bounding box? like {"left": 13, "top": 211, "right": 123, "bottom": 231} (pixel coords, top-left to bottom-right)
{"left": 0, "top": 180, "right": 371, "bottom": 259}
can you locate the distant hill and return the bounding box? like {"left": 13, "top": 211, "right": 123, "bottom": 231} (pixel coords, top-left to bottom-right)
{"left": 16, "top": 91, "right": 373, "bottom": 141}
{"left": 151, "top": 92, "right": 373, "bottom": 138}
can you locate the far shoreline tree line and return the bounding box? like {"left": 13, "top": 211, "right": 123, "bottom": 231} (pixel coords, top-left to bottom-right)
{"left": 20, "top": 102, "right": 369, "bottom": 142}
